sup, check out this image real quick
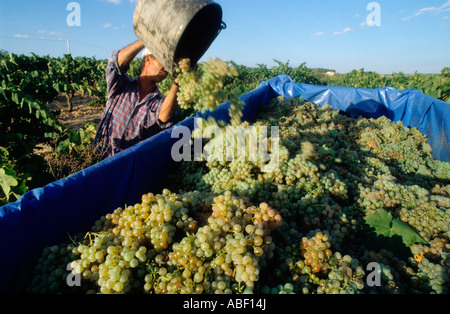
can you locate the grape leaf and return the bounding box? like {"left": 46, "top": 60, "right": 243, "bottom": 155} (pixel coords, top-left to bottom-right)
{"left": 365, "top": 209, "right": 395, "bottom": 237}
{"left": 364, "top": 209, "right": 428, "bottom": 247}
{"left": 11, "top": 92, "right": 19, "bottom": 104}
{"left": 391, "top": 219, "right": 428, "bottom": 247}
{"left": 0, "top": 168, "right": 18, "bottom": 197}
{"left": 0, "top": 88, "right": 7, "bottom": 101}
{"left": 53, "top": 82, "right": 61, "bottom": 93}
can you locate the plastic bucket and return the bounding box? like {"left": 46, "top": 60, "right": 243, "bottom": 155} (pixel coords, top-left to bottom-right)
{"left": 133, "top": 0, "right": 225, "bottom": 74}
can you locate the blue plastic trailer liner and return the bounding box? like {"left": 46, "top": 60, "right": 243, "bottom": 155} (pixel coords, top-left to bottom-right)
{"left": 0, "top": 74, "right": 448, "bottom": 292}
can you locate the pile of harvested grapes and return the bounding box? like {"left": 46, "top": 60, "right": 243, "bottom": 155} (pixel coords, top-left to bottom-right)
{"left": 23, "top": 96, "right": 450, "bottom": 294}
{"left": 21, "top": 59, "right": 450, "bottom": 294}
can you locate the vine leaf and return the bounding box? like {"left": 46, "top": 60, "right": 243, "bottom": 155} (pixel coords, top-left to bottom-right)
{"left": 365, "top": 209, "right": 393, "bottom": 237}
{"left": 391, "top": 219, "right": 428, "bottom": 247}
{"left": 364, "top": 209, "right": 428, "bottom": 247}
{"left": 0, "top": 168, "right": 18, "bottom": 197}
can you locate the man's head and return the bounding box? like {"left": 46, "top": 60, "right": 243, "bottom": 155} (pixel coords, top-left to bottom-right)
{"left": 141, "top": 48, "right": 168, "bottom": 82}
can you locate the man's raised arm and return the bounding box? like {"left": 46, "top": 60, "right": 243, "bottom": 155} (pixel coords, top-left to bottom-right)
{"left": 117, "top": 40, "right": 145, "bottom": 73}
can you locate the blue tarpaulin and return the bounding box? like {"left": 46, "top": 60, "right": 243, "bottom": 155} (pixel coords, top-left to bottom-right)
{"left": 0, "top": 75, "right": 448, "bottom": 292}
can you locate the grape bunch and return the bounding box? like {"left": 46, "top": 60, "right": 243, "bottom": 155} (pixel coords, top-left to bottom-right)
{"left": 25, "top": 244, "right": 79, "bottom": 294}
{"left": 273, "top": 231, "right": 366, "bottom": 294}
{"left": 176, "top": 58, "right": 240, "bottom": 114}
{"left": 411, "top": 257, "right": 449, "bottom": 294}
{"left": 409, "top": 238, "right": 450, "bottom": 293}
{"left": 25, "top": 190, "right": 282, "bottom": 294}
{"left": 163, "top": 194, "right": 281, "bottom": 293}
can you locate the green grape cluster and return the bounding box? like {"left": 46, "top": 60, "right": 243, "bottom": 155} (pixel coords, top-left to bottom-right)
{"left": 412, "top": 258, "right": 449, "bottom": 294}
{"left": 286, "top": 231, "right": 366, "bottom": 294}
{"left": 26, "top": 244, "right": 79, "bottom": 294}
{"left": 228, "top": 89, "right": 245, "bottom": 126}
{"left": 26, "top": 190, "right": 282, "bottom": 294}
{"left": 409, "top": 239, "right": 450, "bottom": 293}
{"left": 176, "top": 58, "right": 239, "bottom": 113}
{"left": 66, "top": 190, "right": 194, "bottom": 294}
{"left": 411, "top": 237, "right": 450, "bottom": 263}
{"left": 356, "top": 116, "right": 448, "bottom": 180}
{"left": 159, "top": 193, "right": 281, "bottom": 293}
{"left": 260, "top": 282, "right": 295, "bottom": 294}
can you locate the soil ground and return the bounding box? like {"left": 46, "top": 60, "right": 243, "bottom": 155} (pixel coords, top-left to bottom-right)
{"left": 47, "top": 94, "right": 105, "bottom": 131}
{"left": 34, "top": 94, "right": 105, "bottom": 156}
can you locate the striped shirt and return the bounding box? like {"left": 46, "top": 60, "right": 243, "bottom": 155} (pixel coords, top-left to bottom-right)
{"left": 94, "top": 51, "right": 174, "bottom": 158}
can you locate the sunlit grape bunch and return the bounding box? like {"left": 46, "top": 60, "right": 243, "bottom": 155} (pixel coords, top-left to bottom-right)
{"left": 299, "top": 232, "right": 333, "bottom": 274}
{"left": 411, "top": 255, "right": 450, "bottom": 294}
{"left": 177, "top": 58, "right": 190, "bottom": 73}
{"left": 176, "top": 58, "right": 240, "bottom": 114}
{"left": 26, "top": 189, "right": 284, "bottom": 294}
{"left": 160, "top": 192, "right": 282, "bottom": 293}
{"left": 292, "top": 231, "right": 366, "bottom": 294}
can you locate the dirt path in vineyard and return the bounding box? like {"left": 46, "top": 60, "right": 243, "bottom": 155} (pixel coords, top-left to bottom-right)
{"left": 47, "top": 94, "right": 105, "bottom": 131}
{"left": 34, "top": 95, "right": 105, "bottom": 155}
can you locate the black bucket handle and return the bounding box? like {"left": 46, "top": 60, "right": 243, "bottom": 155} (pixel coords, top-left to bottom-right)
{"left": 213, "top": 21, "right": 227, "bottom": 41}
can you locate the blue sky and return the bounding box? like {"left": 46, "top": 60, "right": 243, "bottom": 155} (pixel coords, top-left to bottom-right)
{"left": 0, "top": 0, "right": 449, "bottom": 74}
